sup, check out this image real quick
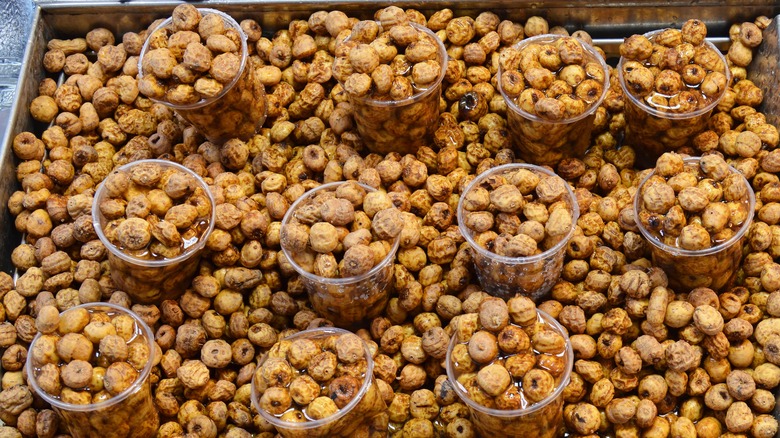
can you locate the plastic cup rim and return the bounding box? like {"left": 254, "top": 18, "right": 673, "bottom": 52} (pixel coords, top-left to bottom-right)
{"left": 279, "top": 181, "right": 401, "bottom": 286}
{"left": 251, "top": 327, "right": 376, "bottom": 430}
{"left": 336, "top": 22, "right": 448, "bottom": 108}
{"left": 445, "top": 308, "right": 574, "bottom": 418}
{"left": 633, "top": 156, "right": 756, "bottom": 257}
{"left": 617, "top": 29, "right": 732, "bottom": 120}
{"left": 91, "top": 158, "right": 216, "bottom": 268}
{"left": 457, "top": 163, "right": 581, "bottom": 266}
{"left": 498, "top": 33, "right": 610, "bottom": 125}
{"left": 137, "top": 8, "right": 249, "bottom": 110}
{"left": 25, "top": 302, "right": 157, "bottom": 412}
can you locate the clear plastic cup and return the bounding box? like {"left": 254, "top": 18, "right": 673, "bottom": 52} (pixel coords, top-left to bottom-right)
{"left": 138, "top": 8, "right": 266, "bottom": 144}
{"left": 634, "top": 157, "right": 755, "bottom": 292}
{"left": 280, "top": 182, "right": 400, "bottom": 327}
{"left": 26, "top": 302, "right": 158, "bottom": 438}
{"left": 251, "top": 327, "right": 387, "bottom": 438}
{"left": 457, "top": 163, "right": 580, "bottom": 301}
{"left": 618, "top": 30, "right": 731, "bottom": 168}
{"left": 92, "top": 159, "right": 216, "bottom": 304}
{"left": 445, "top": 308, "right": 573, "bottom": 438}
{"left": 498, "top": 34, "right": 609, "bottom": 166}
{"left": 337, "top": 22, "right": 447, "bottom": 155}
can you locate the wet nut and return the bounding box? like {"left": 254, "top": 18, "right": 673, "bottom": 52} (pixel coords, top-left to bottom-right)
{"left": 637, "top": 154, "right": 752, "bottom": 291}
{"left": 255, "top": 330, "right": 385, "bottom": 433}
{"left": 476, "top": 363, "right": 511, "bottom": 396}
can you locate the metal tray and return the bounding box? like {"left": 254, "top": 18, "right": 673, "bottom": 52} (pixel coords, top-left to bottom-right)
{"left": 3, "top": 0, "right": 780, "bottom": 433}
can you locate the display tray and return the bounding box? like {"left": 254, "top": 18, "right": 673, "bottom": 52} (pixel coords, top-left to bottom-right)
{"left": 3, "top": 0, "right": 780, "bottom": 434}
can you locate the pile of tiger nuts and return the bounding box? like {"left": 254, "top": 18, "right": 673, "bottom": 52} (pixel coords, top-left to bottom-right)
{"left": 95, "top": 160, "right": 214, "bottom": 303}
{"left": 619, "top": 19, "right": 737, "bottom": 165}
{"left": 637, "top": 152, "right": 752, "bottom": 250}
{"left": 334, "top": 16, "right": 443, "bottom": 99}
{"left": 636, "top": 152, "right": 753, "bottom": 291}
{"left": 253, "top": 330, "right": 386, "bottom": 436}
{"left": 501, "top": 36, "right": 606, "bottom": 121}
{"left": 459, "top": 165, "right": 576, "bottom": 299}
{"left": 498, "top": 33, "right": 608, "bottom": 166}
{"left": 137, "top": 5, "right": 266, "bottom": 143}
{"left": 448, "top": 296, "right": 569, "bottom": 435}
{"left": 28, "top": 304, "right": 158, "bottom": 436}
{"left": 98, "top": 161, "right": 212, "bottom": 259}
{"left": 138, "top": 5, "right": 244, "bottom": 104}
{"left": 281, "top": 181, "right": 403, "bottom": 278}
{"left": 4, "top": 4, "right": 780, "bottom": 438}
{"left": 332, "top": 6, "right": 447, "bottom": 154}
{"left": 461, "top": 167, "right": 574, "bottom": 257}
{"left": 620, "top": 19, "right": 729, "bottom": 114}
{"left": 452, "top": 298, "right": 567, "bottom": 407}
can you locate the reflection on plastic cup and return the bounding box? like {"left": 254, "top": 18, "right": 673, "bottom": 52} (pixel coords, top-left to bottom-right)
{"left": 457, "top": 163, "right": 579, "bottom": 301}
{"left": 251, "top": 327, "right": 387, "bottom": 438}
{"left": 138, "top": 8, "right": 266, "bottom": 144}
{"left": 634, "top": 157, "right": 755, "bottom": 291}
{"left": 618, "top": 30, "right": 731, "bottom": 168}
{"left": 26, "top": 303, "right": 158, "bottom": 438}
{"left": 92, "top": 159, "right": 215, "bottom": 304}
{"left": 446, "top": 309, "right": 573, "bottom": 438}
{"left": 280, "top": 182, "right": 400, "bottom": 327}
{"left": 337, "top": 23, "right": 447, "bottom": 155}
{"left": 499, "top": 34, "right": 609, "bottom": 166}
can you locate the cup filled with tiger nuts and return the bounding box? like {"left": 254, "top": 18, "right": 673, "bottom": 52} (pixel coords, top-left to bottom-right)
{"left": 634, "top": 153, "right": 755, "bottom": 292}
{"left": 618, "top": 20, "right": 731, "bottom": 167}
{"left": 458, "top": 163, "right": 579, "bottom": 300}
{"left": 92, "top": 159, "right": 216, "bottom": 304}
{"left": 280, "top": 181, "right": 402, "bottom": 326}
{"left": 137, "top": 5, "right": 266, "bottom": 144}
{"left": 332, "top": 8, "right": 447, "bottom": 154}
{"left": 498, "top": 34, "right": 609, "bottom": 166}
{"left": 446, "top": 296, "right": 573, "bottom": 438}
{"left": 251, "top": 327, "right": 388, "bottom": 438}
{"left": 26, "top": 302, "right": 159, "bottom": 438}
